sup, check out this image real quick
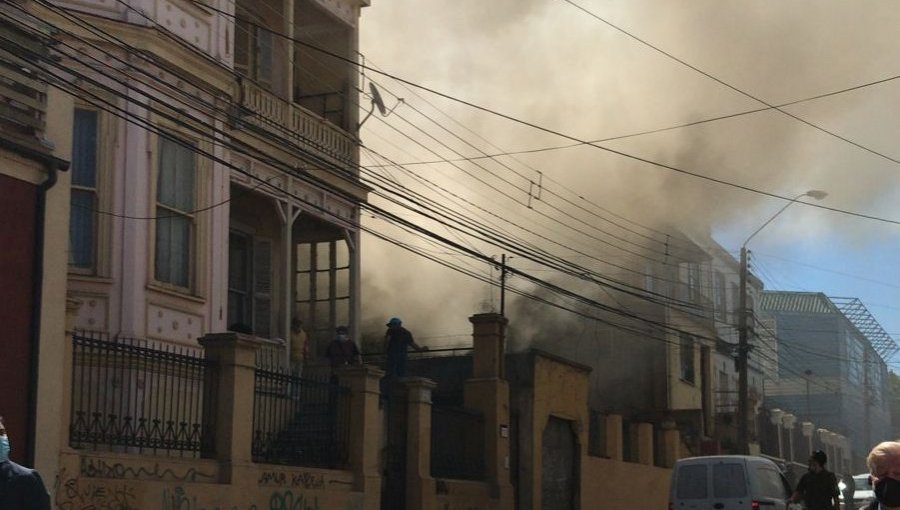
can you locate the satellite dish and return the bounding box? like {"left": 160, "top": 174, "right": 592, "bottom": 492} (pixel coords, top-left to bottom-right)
{"left": 358, "top": 81, "right": 404, "bottom": 130}
{"left": 370, "top": 82, "right": 387, "bottom": 116}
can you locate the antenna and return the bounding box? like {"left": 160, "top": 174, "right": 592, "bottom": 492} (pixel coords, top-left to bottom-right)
{"left": 358, "top": 82, "right": 404, "bottom": 129}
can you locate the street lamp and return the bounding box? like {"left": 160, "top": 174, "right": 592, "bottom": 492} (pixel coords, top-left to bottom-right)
{"left": 736, "top": 190, "right": 827, "bottom": 454}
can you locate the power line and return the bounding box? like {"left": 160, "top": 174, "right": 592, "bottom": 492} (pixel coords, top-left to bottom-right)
{"left": 558, "top": 0, "right": 900, "bottom": 167}
{"left": 142, "top": 0, "right": 900, "bottom": 228}
{"left": 11, "top": 5, "right": 730, "bottom": 345}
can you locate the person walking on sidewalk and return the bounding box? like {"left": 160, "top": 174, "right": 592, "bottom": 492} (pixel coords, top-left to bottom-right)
{"left": 789, "top": 450, "right": 840, "bottom": 510}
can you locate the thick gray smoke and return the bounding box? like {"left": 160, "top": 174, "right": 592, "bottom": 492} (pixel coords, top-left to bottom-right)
{"left": 358, "top": 1, "right": 900, "bottom": 344}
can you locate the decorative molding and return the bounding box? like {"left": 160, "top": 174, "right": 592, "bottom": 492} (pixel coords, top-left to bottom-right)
{"left": 147, "top": 303, "right": 204, "bottom": 343}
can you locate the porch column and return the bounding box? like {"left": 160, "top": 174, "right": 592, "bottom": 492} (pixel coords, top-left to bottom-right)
{"left": 339, "top": 365, "right": 385, "bottom": 510}
{"left": 348, "top": 223, "right": 361, "bottom": 340}
{"left": 199, "top": 332, "right": 262, "bottom": 484}
{"left": 404, "top": 377, "right": 437, "bottom": 510}
{"left": 277, "top": 201, "right": 301, "bottom": 357}
{"left": 283, "top": 0, "right": 295, "bottom": 98}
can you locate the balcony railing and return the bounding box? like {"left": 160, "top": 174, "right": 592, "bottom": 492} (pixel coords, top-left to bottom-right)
{"left": 235, "top": 79, "right": 355, "bottom": 168}
{"left": 252, "top": 366, "right": 351, "bottom": 468}
{"left": 69, "top": 331, "right": 216, "bottom": 457}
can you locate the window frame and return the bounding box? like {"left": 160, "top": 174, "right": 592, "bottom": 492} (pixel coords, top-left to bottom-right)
{"left": 68, "top": 105, "right": 114, "bottom": 277}
{"left": 148, "top": 120, "right": 209, "bottom": 299}
{"left": 153, "top": 134, "right": 197, "bottom": 290}
{"left": 680, "top": 333, "right": 696, "bottom": 384}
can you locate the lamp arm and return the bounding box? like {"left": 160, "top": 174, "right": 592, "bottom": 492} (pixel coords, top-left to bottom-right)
{"left": 741, "top": 193, "right": 809, "bottom": 248}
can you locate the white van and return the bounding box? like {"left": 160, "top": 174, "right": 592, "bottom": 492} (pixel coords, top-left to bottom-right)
{"left": 670, "top": 456, "right": 793, "bottom": 510}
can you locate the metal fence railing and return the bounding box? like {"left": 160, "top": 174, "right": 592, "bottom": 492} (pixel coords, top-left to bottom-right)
{"left": 252, "top": 367, "right": 351, "bottom": 468}
{"left": 431, "top": 405, "right": 485, "bottom": 481}
{"left": 69, "top": 331, "right": 216, "bottom": 457}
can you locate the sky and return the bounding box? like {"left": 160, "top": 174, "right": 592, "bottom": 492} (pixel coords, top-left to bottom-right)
{"left": 355, "top": 1, "right": 900, "bottom": 368}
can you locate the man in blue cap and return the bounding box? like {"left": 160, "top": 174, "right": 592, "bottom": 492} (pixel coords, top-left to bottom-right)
{"left": 383, "top": 317, "right": 426, "bottom": 379}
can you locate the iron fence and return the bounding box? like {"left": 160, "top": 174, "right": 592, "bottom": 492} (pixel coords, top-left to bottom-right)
{"left": 69, "top": 331, "right": 215, "bottom": 457}
{"left": 252, "top": 367, "right": 351, "bottom": 468}
{"left": 431, "top": 405, "right": 485, "bottom": 481}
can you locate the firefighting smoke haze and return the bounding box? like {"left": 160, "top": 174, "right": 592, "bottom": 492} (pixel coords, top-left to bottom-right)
{"left": 357, "top": 1, "right": 900, "bottom": 345}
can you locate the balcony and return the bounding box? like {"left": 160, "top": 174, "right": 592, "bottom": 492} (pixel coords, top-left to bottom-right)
{"left": 231, "top": 0, "right": 357, "bottom": 170}
{"left": 236, "top": 79, "right": 355, "bottom": 168}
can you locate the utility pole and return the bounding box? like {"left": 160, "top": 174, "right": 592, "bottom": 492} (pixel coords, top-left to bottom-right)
{"left": 737, "top": 247, "right": 749, "bottom": 454}
{"left": 500, "top": 254, "right": 507, "bottom": 317}
{"left": 735, "top": 190, "right": 827, "bottom": 455}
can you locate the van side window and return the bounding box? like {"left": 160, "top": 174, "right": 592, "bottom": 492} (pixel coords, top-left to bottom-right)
{"left": 677, "top": 465, "right": 708, "bottom": 499}
{"left": 714, "top": 463, "right": 748, "bottom": 498}
{"left": 756, "top": 466, "right": 788, "bottom": 499}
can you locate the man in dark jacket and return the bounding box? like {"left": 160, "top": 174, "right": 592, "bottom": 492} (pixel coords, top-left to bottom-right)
{"left": 790, "top": 450, "right": 840, "bottom": 510}
{"left": 383, "top": 317, "right": 426, "bottom": 378}
{"left": 0, "top": 416, "right": 50, "bottom": 510}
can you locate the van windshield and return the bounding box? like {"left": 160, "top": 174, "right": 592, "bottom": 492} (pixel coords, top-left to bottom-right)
{"left": 713, "top": 463, "right": 747, "bottom": 498}
{"left": 677, "top": 464, "right": 708, "bottom": 499}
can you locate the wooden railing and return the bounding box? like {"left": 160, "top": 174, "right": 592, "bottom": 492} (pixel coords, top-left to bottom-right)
{"left": 236, "top": 79, "right": 355, "bottom": 167}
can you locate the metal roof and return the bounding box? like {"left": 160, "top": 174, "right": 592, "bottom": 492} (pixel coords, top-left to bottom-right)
{"left": 830, "top": 296, "right": 899, "bottom": 361}
{"left": 759, "top": 291, "right": 835, "bottom": 314}
{"left": 760, "top": 291, "right": 898, "bottom": 362}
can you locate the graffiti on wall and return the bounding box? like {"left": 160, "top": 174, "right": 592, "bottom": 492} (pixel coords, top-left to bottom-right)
{"left": 161, "top": 485, "right": 260, "bottom": 510}
{"left": 257, "top": 470, "right": 326, "bottom": 490}
{"left": 56, "top": 468, "right": 139, "bottom": 510}
{"left": 81, "top": 456, "right": 216, "bottom": 483}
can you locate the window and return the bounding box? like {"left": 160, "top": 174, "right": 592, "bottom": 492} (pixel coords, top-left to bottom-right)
{"left": 295, "top": 240, "right": 350, "bottom": 344}
{"left": 155, "top": 135, "right": 195, "bottom": 288}
{"left": 69, "top": 109, "right": 98, "bottom": 270}
{"left": 676, "top": 464, "right": 708, "bottom": 499}
{"left": 227, "top": 231, "right": 272, "bottom": 337}
{"left": 680, "top": 333, "right": 695, "bottom": 383}
{"left": 234, "top": 16, "right": 273, "bottom": 88}
{"left": 756, "top": 466, "right": 789, "bottom": 499}
{"left": 714, "top": 271, "right": 727, "bottom": 321}
{"left": 713, "top": 463, "right": 747, "bottom": 498}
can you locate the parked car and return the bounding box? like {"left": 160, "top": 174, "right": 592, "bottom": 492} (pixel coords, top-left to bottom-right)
{"left": 839, "top": 474, "right": 875, "bottom": 510}
{"left": 670, "top": 456, "right": 793, "bottom": 510}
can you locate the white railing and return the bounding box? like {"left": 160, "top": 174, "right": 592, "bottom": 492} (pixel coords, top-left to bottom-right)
{"left": 237, "top": 80, "right": 355, "bottom": 167}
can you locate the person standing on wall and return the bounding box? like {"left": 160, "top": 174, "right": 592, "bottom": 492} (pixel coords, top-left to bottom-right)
{"left": 383, "top": 317, "right": 426, "bottom": 379}
{"left": 0, "top": 415, "right": 51, "bottom": 510}
{"left": 789, "top": 450, "right": 840, "bottom": 510}
{"left": 325, "top": 325, "right": 361, "bottom": 374}
{"left": 290, "top": 317, "right": 309, "bottom": 377}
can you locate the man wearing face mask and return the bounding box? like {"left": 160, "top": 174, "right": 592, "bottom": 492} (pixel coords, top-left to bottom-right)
{"left": 325, "top": 325, "right": 361, "bottom": 372}
{"left": 789, "top": 450, "right": 840, "bottom": 510}
{"left": 0, "top": 416, "right": 51, "bottom": 510}
{"left": 865, "top": 441, "right": 900, "bottom": 510}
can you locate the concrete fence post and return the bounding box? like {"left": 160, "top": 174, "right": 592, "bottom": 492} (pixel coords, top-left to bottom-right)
{"left": 339, "top": 365, "right": 385, "bottom": 510}
{"left": 637, "top": 423, "right": 654, "bottom": 465}
{"left": 465, "top": 313, "right": 514, "bottom": 510}
{"left": 605, "top": 415, "right": 624, "bottom": 461}
{"left": 403, "top": 377, "right": 437, "bottom": 510}
{"left": 199, "top": 332, "right": 262, "bottom": 484}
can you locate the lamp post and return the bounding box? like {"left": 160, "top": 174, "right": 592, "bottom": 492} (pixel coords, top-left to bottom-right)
{"left": 736, "top": 190, "right": 827, "bottom": 454}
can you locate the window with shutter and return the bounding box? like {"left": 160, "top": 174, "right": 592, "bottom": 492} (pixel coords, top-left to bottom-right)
{"left": 253, "top": 239, "right": 273, "bottom": 338}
